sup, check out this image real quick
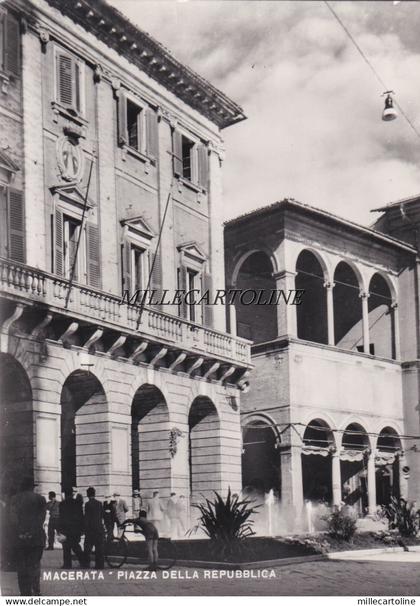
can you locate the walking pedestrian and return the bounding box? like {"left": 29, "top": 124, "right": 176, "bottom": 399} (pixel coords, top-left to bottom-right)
{"left": 9, "top": 477, "right": 46, "bottom": 596}
{"left": 175, "top": 494, "right": 187, "bottom": 536}
{"left": 84, "top": 487, "right": 105, "bottom": 570}
{"left": 166, "top": 492, "right": 179, "bottom": 538}
{"left": 58, "top": 488, "right": 84, "bottom": 569}
{"left": 113, "top": 492, "right": 128, "bottom": 538}
{"left": 147, "top": 491, "right": 165, "bottom": 534}
{"left": 45, "top": 492, "right": 60, "bottom": 550}
{"left": 103, "top": 495, "right": 116, "bottom": 541}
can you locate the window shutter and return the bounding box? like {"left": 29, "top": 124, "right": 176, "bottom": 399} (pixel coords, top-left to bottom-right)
{"left": 7, "top": 189, "right": 25, "bottom": 263}
{"left": 0, "top": 187, "right": 8, "bottom": 257}
{"left": 87, "top": 223, "right": 101, "bottom": 288}
{"left": 118, "top": 90, "right": 128, "bottom": 146}
{"left": 53, "top": 208, "right": 64, "bottom": 276}
{"left": 57, "top": 53, "right": 74, "bottom": 108}
{"left": 178, "top": 264, "right": 188, "bottom": 319}
{"left": 201, "top": 270, "right": 213, "bottom": 327}
{"left": 197, "top": 144, "right": 208, "bottom": 190}
{"left": 122, "top": 240, "right": 131, "bottom": 295}
{"left": 5, "top": 12, "right": 20, "bottom": 76}
{"left": 145, "top": 107, "right": 158, "bottom": 159}
{"left": 149, "top": 248, "right": 162, "bottom": 307}
{"left": 173, "top": 129, "right": 182, "bottom": 176}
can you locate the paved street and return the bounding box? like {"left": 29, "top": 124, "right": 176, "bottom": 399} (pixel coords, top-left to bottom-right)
{"left": 1, "top": 549, "right": 420, "bottom": 596}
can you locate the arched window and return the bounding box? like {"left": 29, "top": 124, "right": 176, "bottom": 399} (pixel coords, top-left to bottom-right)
{"left": 235, "top": 251, "right": 277, "bottom": 342}
{"left": 368, "top": 274, "right": 395, "bottom": 359}
{"left": 333, "top": 262, "right": 363, "bottom": 351}
{"left": 296, "top": 250, "right": 327, "bottom": 344}
{"left": 302, "top": 420, "right": 334, "bottom": 503}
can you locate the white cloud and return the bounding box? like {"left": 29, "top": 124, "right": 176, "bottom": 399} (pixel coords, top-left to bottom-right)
{"left": 109, "top": 0, "right": 420, "bottom": 226}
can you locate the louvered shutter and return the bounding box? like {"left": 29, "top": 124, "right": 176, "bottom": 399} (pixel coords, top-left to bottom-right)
{"left": 149, "top": 248, "right": 162, "bottom": 307}
{"left": 145, "top": 107, "right": 158, "bottom": 159}
{"left": 122, "top": 240, "right": 131, "bottom": 295}
{"left": 53, "top": 208, "right": 64, "bottom": 276}
{"left": 5, "top": 12, "right": 19, "bottom": 76}
{"left": 118, "top": 90, "right": 128, "bottom": 146}
{"left": 197, "top": 144, "right": 208, "bottom": 190}
{"left": 57, "top": 52, "right": 74, "bottom": 108}
{"left": 201, "top": 270, "right": 213, "bottom": 327}
{"left": 173, "top": 130, "right": 183, "bottom": 177}
{"left": 87, "top": 223, "right": 101, "bottom": 288}
{"left": 178, "top": 264, "right": 188, "bottom": 319}
{"left": 7, "top": 189, "right": 25, "bottom": 263}
{"left": 0, "top": 187, "right": 7, "bottom": 257}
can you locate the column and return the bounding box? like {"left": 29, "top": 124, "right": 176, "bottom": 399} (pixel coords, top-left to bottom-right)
{"left": 208, "top": 143, "right": 227, "bottom": 332}
{"left": 367, "top": 451, "right": 377, "bottom": 514}
{"left": 273, "top": 270, "right": 297, "bottom": 339}
{"left": 324, "top": 281, "right": 335, "bottom": 346}
{"left": 22, "top": 30, "right": 47, "bottom": 268}
{"left": 96, "top": 77, "right": 119, "bottom": 294}
{"left": 391, "top": 302, "right": 401, "bottom": 360}
{"left": 280, "top": 427, "right": 304, "bottom": 532}
{"left": 332, "top": 452, "right": 342, "bottom": 506}
{"left": 360, "top": 291, "right": 370, "bottom": 354}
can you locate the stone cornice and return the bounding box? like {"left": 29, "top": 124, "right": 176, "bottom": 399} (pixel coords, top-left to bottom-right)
{"left": 39, "top": 0, "right": 246, "bottom": 130}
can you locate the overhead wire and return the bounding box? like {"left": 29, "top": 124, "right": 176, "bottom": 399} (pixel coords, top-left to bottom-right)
{"left": 324, "top": 0, "right": 420, "bottom": 143}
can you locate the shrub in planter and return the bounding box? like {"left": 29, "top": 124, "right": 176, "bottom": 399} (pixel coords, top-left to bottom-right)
{"left": 189, "top": 488, "right": 260, "bottom": 560}
{"left": 323, "top": 506, "right": 358, "bottom": 541}
{"left": 382, "top": 497, "right": 420, "bottom": 538}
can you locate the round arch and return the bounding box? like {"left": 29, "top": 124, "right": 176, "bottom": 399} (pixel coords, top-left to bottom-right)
{"left": 233, "top": 250, "right": 278, "bottom": 342}
{"left": 131, "top": 384, "right": 170, "bottom": 497}
{"left": 333, "top": 261, "right": 364, "bottom": 352}
{"left": 231, "top": 248, "right": 279, "bottom": 288}
{"left": 0, "top": 354, "right": 33, "bottom": 497}
{"left": 241, "top": 415, "right": 281, "bottom": 498}
{"left": 375, "top": 426, "right": 402, "bottom": 506}
{"left": 341, "top": 422, "right": 370, "bottom": 515}
{"left": 368, "top": 273, "right": 396, "bottom": 359}
{"left": 302, "top": 419, "right": 334, "bottom": 503}
{"left": 189, "top": 396, "right": 221, "bottom": 501}
{"left": 60, "top": 370, "right": 107, "bottom": 493}
{"left": 296, "top": 250, "right": 328, "bottom": 344}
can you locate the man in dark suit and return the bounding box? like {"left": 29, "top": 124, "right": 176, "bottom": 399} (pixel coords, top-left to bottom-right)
{"left": 84, "top": 487, "right": 105, "bottom": 569}
{"left": 58, "top": 488, "right": 84, "bottom": 569}
{"left": 9, "top": 477, "right": 47, "bottom": 596}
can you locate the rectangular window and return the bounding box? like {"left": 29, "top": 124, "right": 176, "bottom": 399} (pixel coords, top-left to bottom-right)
{"left": 187, "top": 268, "right": 198, "bottom": 322}
{"left": 0, "top": 186, "right": 25, "bottom": 262}
{"left": 55, "top": 48, "right": 84, "bottom": 114}
{"left": 63, "top": 215, "right": 82, "bottom": 280}
{"left": 182, "top": 136, "right": 195, "bottom": 181}
{"left": 131, "top": 244, "right": 145, "bottom": 292}
{"left": 127, "top": 99, "right": 143, "bottom": 151}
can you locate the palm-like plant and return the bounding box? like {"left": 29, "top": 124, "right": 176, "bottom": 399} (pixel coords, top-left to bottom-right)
{"left": 382, "top": 497, "right": 420, "bottom": 538}
{"left": 190, "top": 488, "right": 260, "bottom": 560}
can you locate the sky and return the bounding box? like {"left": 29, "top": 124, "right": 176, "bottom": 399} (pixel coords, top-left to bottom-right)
{"left": 109, "top": 0, "right": 420, "bottom": 226}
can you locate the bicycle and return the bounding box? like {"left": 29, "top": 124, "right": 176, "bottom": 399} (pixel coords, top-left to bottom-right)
{"left": 105, "top": 523, "right": 177, "bottom": 570}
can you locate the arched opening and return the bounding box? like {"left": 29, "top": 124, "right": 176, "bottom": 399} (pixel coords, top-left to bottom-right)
{"left": 341, "top": 423, "right": 370, "bottom": 515}
{"left": 296, "top": 250, "right": 328, "bottom": 344}
{"left": 0, "top": 354, "right": 33, "bottom": 497}
{"left": 241, "top": 419, "right": 281, "bottom": 498}
{"left": 376, "top": 427, "right": 401, "bottom": 506}
{"left": 188, "top": 397, "right": 221, "bottom": 501}
{"left": 368, "top": 274, "right": 395, "bottom": 359}
{"left": 302, "top": 420, "right": 333, "bottom": 503}
{"left": 333, "top": 262, "right": 363, "bottom": 351}
{"left": 60, "top": 370, "right": 106, "bottom": 493}
{"left": 235, "top": 251, "right": 278, "bottom": 343}
{"left": 131, "top": 384, "right": 170, "bottom": 496}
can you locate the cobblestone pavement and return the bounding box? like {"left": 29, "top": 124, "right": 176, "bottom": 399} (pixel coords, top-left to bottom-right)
{"left": 1, "top": 550, "right": 420, "bottom": 596}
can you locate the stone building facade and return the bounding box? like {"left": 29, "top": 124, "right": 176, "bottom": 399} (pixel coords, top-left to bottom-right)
{"left": 0, "top": 0, "right": 251, "bottom": 506}
{"left": 225, "top": 199, "right": 420, "bottom": 530}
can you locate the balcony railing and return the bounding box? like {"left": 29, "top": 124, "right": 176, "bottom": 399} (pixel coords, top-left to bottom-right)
{"left": 0, "top": 258, "right": 251, "bottom": 366}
